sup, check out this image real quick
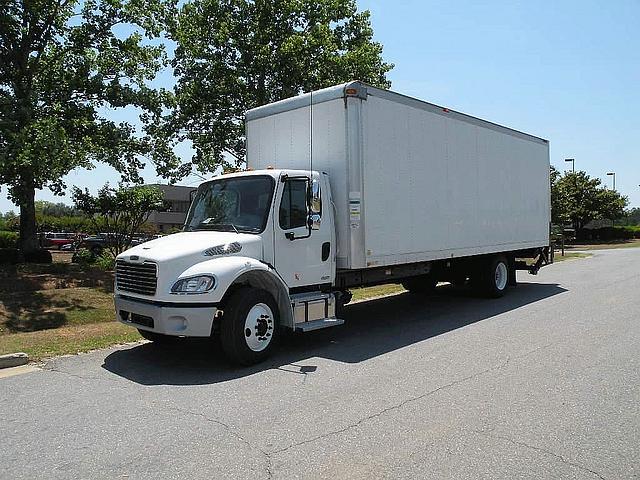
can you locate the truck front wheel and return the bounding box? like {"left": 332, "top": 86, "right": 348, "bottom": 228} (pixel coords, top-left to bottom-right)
{"left": 220, "top": 287, "right": 280, "bottom": 365}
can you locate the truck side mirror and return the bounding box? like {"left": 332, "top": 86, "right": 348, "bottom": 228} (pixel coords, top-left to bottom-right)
{"left": 309, "top": 178, "right": 321, "bottom": 230}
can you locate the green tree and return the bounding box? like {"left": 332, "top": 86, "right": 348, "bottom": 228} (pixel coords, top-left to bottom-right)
{"left": 552, "top": 170, "right": 628, "bottom": 231}
{"left": 619, "top": 207, "right": 640, "bottom": 226}
{"left": 35, "top": 201, "right": 83, "bottom": 218}
{"left": 72, "top": 184, "right": 164, "bottom": 256}
{"left": 550, "top": 165, "right": 569, "bottom": 226}
{"left": 0, "top": 0, "right": 179, "bottom": 252}
{"left": 161, "top": 0, "right": 393, "bottom": 173}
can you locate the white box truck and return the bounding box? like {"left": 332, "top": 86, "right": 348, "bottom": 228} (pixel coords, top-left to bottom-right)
{"left": 114, "top": 81, "right": 552, "bottom": 365}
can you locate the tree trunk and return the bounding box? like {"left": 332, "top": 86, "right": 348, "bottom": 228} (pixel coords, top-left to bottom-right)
{"left": 18, "top": 184, "right": 39, "bottom": 252}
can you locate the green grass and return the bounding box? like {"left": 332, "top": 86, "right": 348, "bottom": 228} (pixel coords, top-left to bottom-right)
{"left": 351, "top": 283, "right": 406, "bottom": 302}
{"left": 0, "top": 286, "right": 138, "bottom": 362}
{"left": 0, "top": 322, "right": 141, "bottom": 362}
{"left": 0, "top": 287, "right": 115, "bottom": 334}
{"left": 566, "top": 239, "right": 640, "bottom": 251}
{"left": 553, "top": 252, "right": 592, "bottom": 262}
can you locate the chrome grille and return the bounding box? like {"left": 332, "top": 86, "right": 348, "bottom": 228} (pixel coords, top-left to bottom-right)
{"left": 115, "top": 260, "right": 157, "bottom": 296}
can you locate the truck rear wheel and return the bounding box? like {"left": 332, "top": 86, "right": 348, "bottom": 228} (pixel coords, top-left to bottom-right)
{"left": 220, "top": 287, "right": 280, "bottom": 365}
{"left": 475, "top": 256, "right": 509, "bottom": 298}
{"left": 402, "top": 275, "right": 437, "bottom": 294}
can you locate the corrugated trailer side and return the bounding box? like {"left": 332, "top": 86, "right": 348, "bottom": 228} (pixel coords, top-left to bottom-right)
{"left": 358, "top": 87, "right": 550, "bottom": 268}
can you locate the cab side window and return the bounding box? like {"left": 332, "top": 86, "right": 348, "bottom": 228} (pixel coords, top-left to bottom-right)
{"left": 279, "top": 179, "right": 307, "bottom": 230}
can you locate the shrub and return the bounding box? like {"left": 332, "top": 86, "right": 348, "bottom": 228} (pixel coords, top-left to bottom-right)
{"left": 0, "top": 248, "right": 23, "bottom": 265}
{"left": 576, "top": 226, "right": 640, "bottom": 241}
{"left": 0, "top": 231, "right": 19, "bottom": 248}
{"left": 23, "top": 248, "right": 53, "bottom": 264}
{"left": 95, "top": 252, "right": 115, "bottom": 271}
{"left": 72, "top": 248, "right": 97, "bottom": 266}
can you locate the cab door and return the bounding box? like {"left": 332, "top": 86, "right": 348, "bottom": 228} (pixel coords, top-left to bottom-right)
{"left": 273, "top": 173, "right": 333, "bottom": 288}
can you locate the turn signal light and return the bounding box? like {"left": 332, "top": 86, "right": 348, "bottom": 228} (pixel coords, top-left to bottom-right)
{"left": 345, "top": 88, "right": 358, "bottom": 95}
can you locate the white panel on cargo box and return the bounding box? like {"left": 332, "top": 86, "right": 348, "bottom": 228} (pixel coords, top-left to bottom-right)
{"left": 361, "top": 94, "right": 549, "bottom": 266}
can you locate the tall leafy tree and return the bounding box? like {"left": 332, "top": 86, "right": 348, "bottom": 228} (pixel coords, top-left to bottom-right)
{"left": 0, "top": 0, "right": 180, "bottom": 252}
{"left": 163, "top": 0, "right": 393, "bottom": 173}
{"left": 551, "top": 169, "right": 628, "bottom": 231}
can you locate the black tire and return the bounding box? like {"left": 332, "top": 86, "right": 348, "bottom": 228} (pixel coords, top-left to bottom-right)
{"left": 475, "top": 256, "right": 509, "bottom": 298}
{"left": 220, "top": 287, "right": 280, "bottom": 365}
{"left": 402, "top": 275, "right": 438, "bottom": 294}
{"left": 138, "top": 329, "right": 182, "bottom": 344}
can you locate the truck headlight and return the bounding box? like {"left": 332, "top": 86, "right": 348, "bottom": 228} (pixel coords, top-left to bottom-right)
{"left": 171, "top": 275, "right": 216, "bottom": 294}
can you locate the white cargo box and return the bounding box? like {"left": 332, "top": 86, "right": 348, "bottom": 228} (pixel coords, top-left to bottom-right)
{"left": 246, "top": 82, "right": 550, "bottom": 270}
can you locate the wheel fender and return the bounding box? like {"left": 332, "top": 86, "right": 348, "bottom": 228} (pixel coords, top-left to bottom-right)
{"left": 178, "top": 256, "right": 294, "bottom": 328}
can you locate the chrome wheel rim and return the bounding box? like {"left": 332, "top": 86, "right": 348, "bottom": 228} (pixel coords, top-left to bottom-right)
{"left": 495, "top": 262, "right": 508, "bottom": 291}
{"left": 244, "top": 303, "right": 274, "bottom": 352}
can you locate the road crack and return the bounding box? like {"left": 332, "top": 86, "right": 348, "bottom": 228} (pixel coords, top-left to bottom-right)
{"left": 162, "top": 404, "right": 274, "bottom": 479}
{"left": 269, "top": 343, "right": 556, "bottom": 457}
{"left": 271, "top": 355, "right": 513, "bottom": 455}
{"left": 474, "top": 429, "right": 606, "bottom": 480}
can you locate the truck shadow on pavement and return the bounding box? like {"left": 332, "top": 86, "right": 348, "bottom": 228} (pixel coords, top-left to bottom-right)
{"left": 102, "top": 282, "right": 567, "bottom": 386}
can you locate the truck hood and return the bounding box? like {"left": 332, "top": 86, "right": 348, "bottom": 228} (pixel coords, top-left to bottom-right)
{"left": 117, "top": 231, "right": 263, "bottom": 264}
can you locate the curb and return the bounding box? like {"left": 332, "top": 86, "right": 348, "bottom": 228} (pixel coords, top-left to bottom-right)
{"left": 0, "top": 353, "right": 29, "bottom": 369}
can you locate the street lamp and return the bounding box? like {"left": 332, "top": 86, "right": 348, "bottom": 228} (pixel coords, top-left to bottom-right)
{"left": 606, "top": 172, "right": 616, "bottom": 190}
{"left": 565, "top": 158, "right": 575, "bottom": 173}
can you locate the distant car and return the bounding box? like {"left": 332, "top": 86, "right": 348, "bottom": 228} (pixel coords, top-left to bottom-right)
{"left": 78, "top": 234, "right": 150, "bottom": 254}
{"left": 42, "top": 232, "right": 75, "bottom": 250}
{"left": 80, "top": 235, "right": 109, "bottom": 254}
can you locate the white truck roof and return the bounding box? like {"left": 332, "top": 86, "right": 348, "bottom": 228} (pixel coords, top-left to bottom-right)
{"left": 246, "top": 80, "right": 548, "bottom": 145}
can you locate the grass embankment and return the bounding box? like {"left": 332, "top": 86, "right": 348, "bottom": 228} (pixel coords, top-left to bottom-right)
{"left": 0, "top": 286, "right": 141, "bottom": 361}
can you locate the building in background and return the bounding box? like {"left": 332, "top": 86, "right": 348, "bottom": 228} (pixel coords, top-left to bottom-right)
{"left": 146, "top": 184, "right": 196, "bottom": 232}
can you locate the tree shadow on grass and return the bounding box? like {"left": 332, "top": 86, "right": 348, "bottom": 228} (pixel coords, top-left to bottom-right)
{"left": 102, "top": 281, "right": 568, "bottom": 386}
{"left": 1, "top": 291, "right": 96, "bottom": 333}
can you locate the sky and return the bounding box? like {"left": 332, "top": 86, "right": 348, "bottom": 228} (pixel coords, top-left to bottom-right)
{"left": 2, "top": 0, "right": 639, "bottom": 212}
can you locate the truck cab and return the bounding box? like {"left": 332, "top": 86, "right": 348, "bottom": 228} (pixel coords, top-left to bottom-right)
{"left": 114, "top": 169, "right": 341, "bottom": 364}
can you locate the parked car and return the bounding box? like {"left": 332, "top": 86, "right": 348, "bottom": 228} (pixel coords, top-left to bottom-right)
{"left": 79, "top": 234, "right": 151, "bottom": 254}
{"left": 42, "top": 232, "right": 75, "bottom": 249}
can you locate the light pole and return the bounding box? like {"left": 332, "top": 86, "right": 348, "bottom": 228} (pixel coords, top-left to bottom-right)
{"left": 565, "top": 158, "right": 575, "bottom": 173}
{"left": 607, "top": 172, "right": 616, "bottom": 190}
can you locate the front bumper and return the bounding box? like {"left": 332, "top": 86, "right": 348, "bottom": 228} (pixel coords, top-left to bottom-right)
{"left": 114, "top": 295, "right": 217, "bottom": 337}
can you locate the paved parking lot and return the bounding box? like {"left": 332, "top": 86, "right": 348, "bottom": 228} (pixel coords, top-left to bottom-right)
{"left": 2, "top": 248, "right": 639, "bottom": 479}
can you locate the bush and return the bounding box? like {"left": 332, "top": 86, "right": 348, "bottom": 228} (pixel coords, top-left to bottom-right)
{"left": 95, "top": 252, "right": 115, "bottom": 271}
{"left": 0, "top": 231, "right": 19, "bottom": 248}
{"left": 23, "top": 248, "right": 53, "bottom": 264}
{"left": 576, "top": 226, "right": 640, "bottom": 241}
{"left": 72, "top": 248, "right": 97, "bottom": 266}
{"left": 0, "top": 248, "right": 23, "bottom": 265}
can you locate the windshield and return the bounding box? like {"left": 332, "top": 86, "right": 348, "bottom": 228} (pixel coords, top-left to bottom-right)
{"left": 184, "top": 175, "right": 275, "bottom": 233}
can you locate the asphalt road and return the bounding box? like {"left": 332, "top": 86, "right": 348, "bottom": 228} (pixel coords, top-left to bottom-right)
{"left": 2, "top": 249, "right": 639, "bottom": 479}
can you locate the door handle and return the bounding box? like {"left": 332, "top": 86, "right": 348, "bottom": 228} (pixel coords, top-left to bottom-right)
{"left": 322, "top": 242, "right": 330, "bottom": 261}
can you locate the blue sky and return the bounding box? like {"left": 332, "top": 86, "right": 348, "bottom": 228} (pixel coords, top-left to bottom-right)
{"left": 2, "top": 0, "right": 639, "bottom": 212}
